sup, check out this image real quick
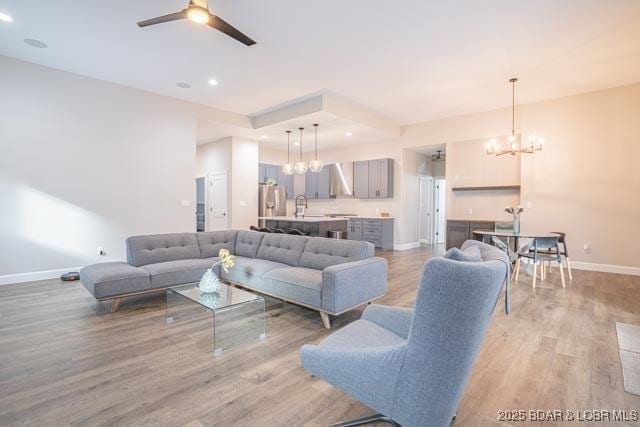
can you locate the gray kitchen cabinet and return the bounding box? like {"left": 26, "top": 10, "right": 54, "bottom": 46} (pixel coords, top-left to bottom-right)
{"left": 304, "top": 168, "right": 331, "bottom": 199}
{"left": 347, "top": 218, "right": 363, "bottom": 241}
{"left": 347, "top": 218, "right": 394, "bottom": 250}
{"left": 353, "top": 159, "right": 394, "bottom": 198}
{"left": 368, "top": 158, "right": 394, "bottom": 198}
{"left": 304, "top": 170, "right": 317, "bottom": 199}
{"left": 259, "top": 163, "right": 267, "bottom": 183}
{"left": 353, "top": 161, "right": 369, "bottom": 198}
{"left": 316, "top": 167, "right": 331, "bottom": 198}
{"left": 265, "top": 164, "right": 279, "bottom": 182}
{"left": 378, "top": 158, "right": 392, "bottom": 197}
{"left": 277, "top": 168, "right": 294, "bottom": 199}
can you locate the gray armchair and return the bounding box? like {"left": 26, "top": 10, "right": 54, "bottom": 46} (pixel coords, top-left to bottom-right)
{"left": 300, "top": 240, "right": 509, "bottom": 427}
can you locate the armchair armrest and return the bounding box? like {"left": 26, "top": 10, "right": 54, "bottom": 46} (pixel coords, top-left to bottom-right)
{"left": 322, "top": 257, "right": 388, "bottom": 314}
{"left": 362, "top": 304, "right": 414, "bottom": 339}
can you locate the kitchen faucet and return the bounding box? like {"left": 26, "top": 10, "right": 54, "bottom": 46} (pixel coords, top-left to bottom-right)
{"left": 295, "top": 194, "right": 308, "bottom": 218}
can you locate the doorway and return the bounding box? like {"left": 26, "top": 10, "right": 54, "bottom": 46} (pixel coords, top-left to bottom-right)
{"left": 196, "top": 177, "right": 205, "bottom": 231}
{"left": 208, "top": 171, "right": 229, "bottom": 231}
{"left": 434, "top": 178, "right": 446, "bottom": 244}
{"left": 418, "top": 177, "right": 446, "bottom": 245}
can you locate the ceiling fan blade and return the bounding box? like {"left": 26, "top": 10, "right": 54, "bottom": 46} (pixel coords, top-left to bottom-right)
{"left": 207, "top": 14, "right": 256, "bottom": 46}
{"left": 137, "top": 11, "right": 186, "bottom": 27}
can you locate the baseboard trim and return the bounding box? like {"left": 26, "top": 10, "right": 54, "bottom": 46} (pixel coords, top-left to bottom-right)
{"left": 0, "top": 267, "right": 83, "bottom": 286}
{"left": 570, "top": 261, "right": 640, "bottom": 276}
{"left": 393, "top": 242, "right": 421, "bottom": 251}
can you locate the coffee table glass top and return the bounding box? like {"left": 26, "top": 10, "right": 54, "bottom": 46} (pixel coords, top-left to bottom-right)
{"left": 168, "top": 282, "right": 263, "bottom": 311}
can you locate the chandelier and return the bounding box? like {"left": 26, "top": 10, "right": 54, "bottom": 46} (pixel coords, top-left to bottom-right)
{"left": 486, "top": 78, "right": 544, "bottom": 156}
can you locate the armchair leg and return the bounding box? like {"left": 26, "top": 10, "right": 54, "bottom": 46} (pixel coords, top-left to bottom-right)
{"left": 320, "top": 312, "right": 331, "bottom": 329}
{"left": 330, "top": 413, "right": 400, "bottom": 427}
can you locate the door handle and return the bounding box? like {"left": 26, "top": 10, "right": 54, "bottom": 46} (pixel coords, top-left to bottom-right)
{"left": 221, "top": 213, "right": 226, "bottom": 216}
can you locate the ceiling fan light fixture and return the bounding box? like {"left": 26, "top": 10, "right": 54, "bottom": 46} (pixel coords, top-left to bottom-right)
{"left": 187, "top": 5, "right": 210, "bottom": 24}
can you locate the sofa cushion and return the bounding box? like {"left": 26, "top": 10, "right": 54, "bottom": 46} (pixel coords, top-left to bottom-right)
{"left": 126, "top": 233, "right": 200, "bottom": 267}
{"left": 80, "top": 262, "right": 151, "bottom": 299}
{"left": 298, "top": 238, "right": 375, "bottom": 270}
{"left": 256, "top": 234, "right": 308, "bottom": 266}
{"left": 444, "top": 246, "right": 482, "bottom": 262}
{"left": 235, "top": 231, "right": 265, "bottom": 258}
{"left": 196, "top": 230, "right": 237, "bottom": 258}
{"left": 220, "top": 256, "right": 288, "bottom": 288}
{"left": 262, "top": 267, "right": 323, "bottom": 308}
{"left": 141, "top": 258, "right": 218, "bottom": 288}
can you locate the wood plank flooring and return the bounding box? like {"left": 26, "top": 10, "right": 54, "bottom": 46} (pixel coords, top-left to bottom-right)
{"left": 1, "top": 247, "right": 639, "bottom": 426}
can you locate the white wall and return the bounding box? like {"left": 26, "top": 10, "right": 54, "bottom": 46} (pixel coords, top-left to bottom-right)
{"left": 0, "top": 56, "right": 220, "bottom": 282}
{"left": 230, "top": 138, "right": 259, "bottom": 229}
{"left": 197, "top": 137, "right": 258, "bottom": 230}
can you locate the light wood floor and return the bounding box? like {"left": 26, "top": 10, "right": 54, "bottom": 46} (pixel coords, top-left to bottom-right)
{"left": 1, "top": 247, "right": 639, "bottom": 426}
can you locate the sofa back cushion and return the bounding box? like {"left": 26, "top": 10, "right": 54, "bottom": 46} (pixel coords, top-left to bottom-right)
{"left": 256, "top": 234, "right": 308, "bottom": 266}
{"left": 298, "top": 238, "right": 374, "bottom": 270}
{"left": 126, "top": 233, "right": 200, "bottom": 267}
{"left": 196, "top": 230, "right": 237, "bottom": 258}
{"left": 235, "top": 231, "right": 265, "bottom": 258}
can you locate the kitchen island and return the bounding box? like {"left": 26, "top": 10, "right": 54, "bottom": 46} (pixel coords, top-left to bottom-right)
{"left": 259, "top": 216, "right": 348, "bottom": 238}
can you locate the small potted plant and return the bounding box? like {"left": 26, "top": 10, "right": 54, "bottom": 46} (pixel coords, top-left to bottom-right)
{"left": 199, "top": 248, "right": 235, "bottom": 293}
{"left": 505, "top": 205, "right": 524, "bottom": 234}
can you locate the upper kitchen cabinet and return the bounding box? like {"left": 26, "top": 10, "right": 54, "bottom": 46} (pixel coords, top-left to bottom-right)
{"left": 259, "top": 163, "right": 293, "bottom": 199}
{"left": 304, "top": 167, "right": 331, "bottom": 199}
{"left": 258, "top": 163, "right": 278, "bottom": 183}
{"left": 277, "top": 168, "right": 294, "bottom": 199}
{"left": 353, "top": 158, "right": 394, "bottom": 198}
{"left": 353, "top": 161, "right": 369, "bottom": 198}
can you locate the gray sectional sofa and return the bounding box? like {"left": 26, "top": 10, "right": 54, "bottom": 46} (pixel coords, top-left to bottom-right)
{"left": 80, "top": 230, "right": 387, "bottom": 328}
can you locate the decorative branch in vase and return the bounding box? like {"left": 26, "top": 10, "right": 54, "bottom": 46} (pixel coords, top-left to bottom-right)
{"left": 199, "top": 249, "right": 235, "bottom": 293}
{"left": 505, "top": 205, "right": 524, "bottom": 234}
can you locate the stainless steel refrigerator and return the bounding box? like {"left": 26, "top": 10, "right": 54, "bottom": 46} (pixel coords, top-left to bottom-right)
{"left": 258, "top": 184, "right": 286, "bottom": 227}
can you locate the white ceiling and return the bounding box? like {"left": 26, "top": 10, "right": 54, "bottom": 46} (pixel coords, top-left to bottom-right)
{"left": 197, "top": 110, "right": 392, "bottom": 150}
{"left": 1, "top": 0, "right": 640, "bottom": 125}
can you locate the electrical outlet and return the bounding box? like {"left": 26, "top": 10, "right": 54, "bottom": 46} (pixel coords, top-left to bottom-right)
{"left": 468, "top": 208, "right": 473, "bottom": 215}
{"left": 239, "top": 201, "right": 246, "bottom": 207}
{"left": 181, "top": 200, "right": 191, "bottom": 207}
{"left": 526, "top": 201, "right": 533, "bottom": 209}
{"left": 582, "top": 243, "right": 590, "bottom": 254}
{"left": 98, "top": 246, "right": 106, "bottom": 256}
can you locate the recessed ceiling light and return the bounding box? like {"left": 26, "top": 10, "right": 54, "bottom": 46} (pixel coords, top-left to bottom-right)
{"left": 208, "top": 79, "right": 219, "bottom": 87}
{"left": 176, "top": 82, "right": 191, "bottom": 89}
{"left": 0, "top": 12, "right": 13, "bottom": 22}
{"left": 345, "top": 132, "right": 353, "bottom": 137}
{"left": 260, "top": 135, "right": 268, "bottom": 139}
{"left": 24, "top": 39, "right": 47, "bottom": 48}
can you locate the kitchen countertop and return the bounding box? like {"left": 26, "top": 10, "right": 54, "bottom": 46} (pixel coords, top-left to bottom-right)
{"left": 259, "top": 216, "right": 394, "bottom": 222}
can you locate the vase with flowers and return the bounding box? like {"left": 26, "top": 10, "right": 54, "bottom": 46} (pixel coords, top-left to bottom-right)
{"left": 199, "top": 248, "right": 235, "bottom": 293}
{"left": 504, "top": 205, "right": 524, "bottom": 234}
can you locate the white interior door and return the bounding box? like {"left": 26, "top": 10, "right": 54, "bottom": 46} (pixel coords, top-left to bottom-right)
{"left": 419, "top": 176, "right": 433, "bottom": 244}
{"left": 208, "top": 171, "right": 229, "bottom": 231}
{"left": 434, "top": 178, "right": 446, "bottom": 244}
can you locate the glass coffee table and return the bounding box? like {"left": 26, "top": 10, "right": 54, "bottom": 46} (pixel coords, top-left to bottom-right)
{"left": 166, "top": 282, "right": 266, "bottom": 357}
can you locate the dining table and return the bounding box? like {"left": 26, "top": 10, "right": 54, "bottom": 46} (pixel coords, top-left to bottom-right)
{"left": 470, "top": 230, "right": 560, "bottom": 315}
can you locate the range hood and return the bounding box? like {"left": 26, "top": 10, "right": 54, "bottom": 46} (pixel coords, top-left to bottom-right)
{"left": 328, "top": 162, "right": 353, "bottom": 198}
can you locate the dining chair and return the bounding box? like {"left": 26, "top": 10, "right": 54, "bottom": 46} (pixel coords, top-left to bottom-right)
{"left": 541, "top": 232, "right": 572, "bottom": 281}
{"left": 516, "top": 236, "right": 565, "bottom": 288}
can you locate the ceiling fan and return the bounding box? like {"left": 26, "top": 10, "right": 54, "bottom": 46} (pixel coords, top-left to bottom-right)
{"left": 137, "top": 0, "right": 256, "bottom": 46}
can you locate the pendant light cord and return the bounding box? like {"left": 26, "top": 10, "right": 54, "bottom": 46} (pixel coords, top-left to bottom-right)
{"left": 313, "top": 123, "right": 318, "bottom": 160}
{"left": 510, "top": 77, "right": 517, "bottom": 136}
{"left": 286, "top": 130, "right": 291, "bottom": 163}
{"left": 298, "top": 127, "right": 304, "bottom": 161}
